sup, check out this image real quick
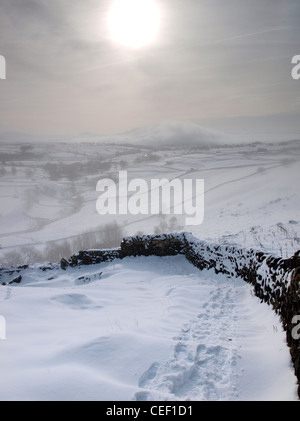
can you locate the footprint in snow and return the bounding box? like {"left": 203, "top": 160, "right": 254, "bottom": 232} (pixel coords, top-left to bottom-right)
{"left": 138, "top": 362, "right": 160, "bottom": 388}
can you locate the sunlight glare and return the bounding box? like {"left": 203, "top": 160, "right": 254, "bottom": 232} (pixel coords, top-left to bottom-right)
{"left": 108, "top": 0, "right": 161, "bottom": 48}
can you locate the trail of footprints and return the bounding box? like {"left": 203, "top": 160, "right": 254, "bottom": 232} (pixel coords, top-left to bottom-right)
{"left": 134, "top": 282, "right": 242, "bottom": 401}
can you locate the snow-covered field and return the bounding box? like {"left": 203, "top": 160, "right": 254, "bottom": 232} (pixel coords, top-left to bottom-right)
{"left": 0, "top": 131, "right": 299, "bottom": 262}
{"left": 0, "top": 255, "right": 297, "bottom": 401}
{"left": 0, "top": 125, "right": 300, "bottom": 400}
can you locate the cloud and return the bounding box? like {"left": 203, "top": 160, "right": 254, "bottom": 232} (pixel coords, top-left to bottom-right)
{"left": 0, "top": 0, "right": 299, "bottom": 136}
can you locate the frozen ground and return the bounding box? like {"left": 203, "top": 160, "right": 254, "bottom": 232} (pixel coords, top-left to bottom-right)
{"left": 0, "top": 255, "right": 297, "bottom": 401}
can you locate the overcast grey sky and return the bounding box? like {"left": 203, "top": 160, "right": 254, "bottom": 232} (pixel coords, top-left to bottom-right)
{"left": 0, "top": 0, "right": 299, "bottom": 136}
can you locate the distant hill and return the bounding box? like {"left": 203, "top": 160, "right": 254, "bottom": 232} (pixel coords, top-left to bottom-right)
{"left": 0, "top": 121, "right": 227, "bottom": 148}
{"left": 116, "top": 121, "right": 226, "bottom": 148}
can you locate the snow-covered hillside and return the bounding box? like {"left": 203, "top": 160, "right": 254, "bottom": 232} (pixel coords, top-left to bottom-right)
{"left": 0, "top": 126, "right": 299, "bottom": 401}
{"left": 0, "top": 131, "right": 299, "bottom": 265}
{"left": 0, "top": 255, "right": 297, "bottom": 401}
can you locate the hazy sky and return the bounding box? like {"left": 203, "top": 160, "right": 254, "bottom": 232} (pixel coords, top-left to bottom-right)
{"left": 0, "top": 0, "right": 299, "bottom": 136}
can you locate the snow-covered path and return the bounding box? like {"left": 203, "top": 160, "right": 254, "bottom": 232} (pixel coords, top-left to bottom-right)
{"left": 0, "top": 255, "right": 297, "bottom": 401}
{"left": 133, "top": 260, "right": 296, "bottom": 401}
{"left": 135, "top": 279, "right": 242, "bottom": 401}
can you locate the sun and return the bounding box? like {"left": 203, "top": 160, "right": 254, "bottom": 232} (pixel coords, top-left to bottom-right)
{"left": 108, "top": 0, "right": 161, "bottom": 48}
